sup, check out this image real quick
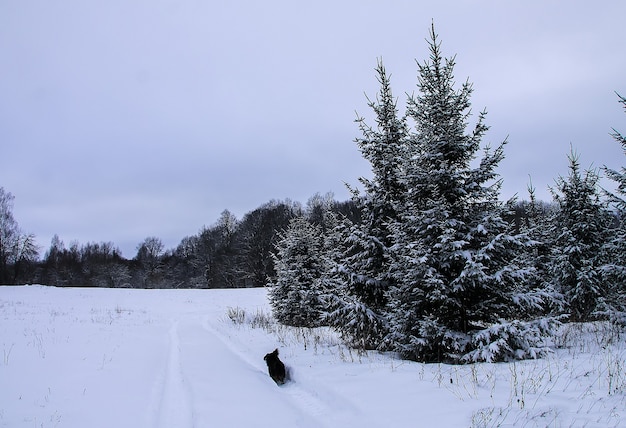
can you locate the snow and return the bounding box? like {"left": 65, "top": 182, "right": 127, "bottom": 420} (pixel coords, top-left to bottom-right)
{"left": 1, "top": 285, "right": 625, "bottom": 427}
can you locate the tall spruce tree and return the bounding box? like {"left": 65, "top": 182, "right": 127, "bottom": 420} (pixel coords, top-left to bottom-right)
{"left": 602, "top": 93, "right": 626, "bottom": 321}
{"left": 329, "top": 60, "right": 409, "bottom": 349}
{"left": 386, "top": 25, "right": 557, "bottom": 363}
{"left": 550, "top": 150, "right": 613, "bottom": 322}
{"left": 519, "top": 183, "right": 565, "bottom": 316}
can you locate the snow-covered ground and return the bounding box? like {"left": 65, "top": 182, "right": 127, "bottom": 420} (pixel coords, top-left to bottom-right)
{"left": 1, "top": 285, "right": 625, "bottom": 427}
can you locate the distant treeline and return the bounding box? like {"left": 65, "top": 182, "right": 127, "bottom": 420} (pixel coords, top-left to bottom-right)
{"left": 0, "top": 193, "right": 363, "bottom": 288}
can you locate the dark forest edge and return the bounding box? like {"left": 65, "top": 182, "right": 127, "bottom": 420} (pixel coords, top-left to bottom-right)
{"left": 0, "top": 192, "right": 360, "bottom": 289}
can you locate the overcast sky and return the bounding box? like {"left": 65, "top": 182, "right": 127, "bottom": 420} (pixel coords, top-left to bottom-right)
{"left": 2, "top": 1, "right": 625, "bottom": 258}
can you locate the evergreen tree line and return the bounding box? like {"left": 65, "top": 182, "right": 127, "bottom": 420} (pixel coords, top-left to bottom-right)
{"left": 268, "top": 26, "right": 626, "bottom": 364}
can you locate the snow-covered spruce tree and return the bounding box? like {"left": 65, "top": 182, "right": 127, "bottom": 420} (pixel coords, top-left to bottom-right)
{"left": 302, "top": 194, "right": 355, "bottom": 328}
{"left": 327, "top": 60, "right": 409, "bottom": 349}
{"left": 386, "top": 26, "right": 558, "bottom": 363}
{"left": 268, "top": 216, "right": 325, "bottom": 327}
{"left": 323, "top": 215, "right": 390, "bottom": 348}
{"left": 550, "top": 149, "right": 613, "bottom": 322}
{"left": 600, "top": 93, "right": 626, "bottom": 322}
{"left": 517, "top": 182, "right": 565, "bottom": 316}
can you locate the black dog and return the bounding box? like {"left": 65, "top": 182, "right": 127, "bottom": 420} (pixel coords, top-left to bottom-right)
{"left": 263, "top": 348, "right": 286, "bottom": 385}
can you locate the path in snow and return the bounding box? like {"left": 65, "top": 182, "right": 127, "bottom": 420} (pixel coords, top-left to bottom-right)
{"left": 149, "top": 317, "right": 344, "bottom": 428}
{"left": 153, "top": 321, "right": 194, "bottom": 428}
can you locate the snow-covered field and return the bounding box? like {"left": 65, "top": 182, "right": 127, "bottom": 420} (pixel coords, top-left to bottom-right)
{"left": 1, "top": 285, "right": 625, "bottom": 427}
